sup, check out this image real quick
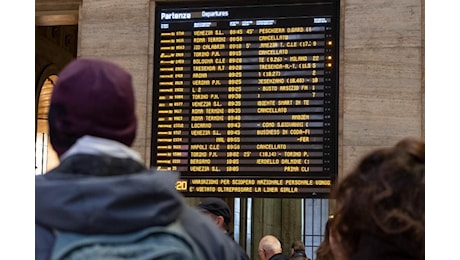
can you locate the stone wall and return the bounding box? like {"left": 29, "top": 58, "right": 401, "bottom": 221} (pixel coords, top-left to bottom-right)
{"left": 78, "top": 0, "right": 152, "bottom": 159}
{"left": 340, "top": 0, "right": 424, "bottom": 176}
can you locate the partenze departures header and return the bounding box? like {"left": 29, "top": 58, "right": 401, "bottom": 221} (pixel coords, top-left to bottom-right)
{"left": 161, "top": 11, "right": 229, "bottom": 20}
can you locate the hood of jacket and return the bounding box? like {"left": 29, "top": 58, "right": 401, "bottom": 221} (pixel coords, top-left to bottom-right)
{"left": 36, "top": 168, "right": 184, "bottom": 234}
{"left": 36, "top": 136, "right": 185, "bottom": 234}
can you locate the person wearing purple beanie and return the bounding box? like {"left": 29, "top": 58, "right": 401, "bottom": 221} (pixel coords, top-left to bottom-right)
{"left": 35, "top": 58, "right": 246, "bottom": 260}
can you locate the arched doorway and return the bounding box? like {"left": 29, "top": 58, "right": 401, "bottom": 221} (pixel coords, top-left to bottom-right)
{"left": 35, "top": 1, "right": 79, "bottom": 174}
{"left": 35, "top": 75, "right": 59, "bottom": 175}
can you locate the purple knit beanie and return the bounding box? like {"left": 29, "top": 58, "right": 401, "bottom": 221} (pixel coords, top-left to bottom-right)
{"left": 48, "top": 58, "right": 137, "bottom": 157}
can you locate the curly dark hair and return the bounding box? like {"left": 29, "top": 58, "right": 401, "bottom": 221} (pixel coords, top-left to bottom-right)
{"left": 331, "top": 137, "right": 425, "bottom": 259}
{"left": 315, "top": 217, "right": 334, "bottom": 260}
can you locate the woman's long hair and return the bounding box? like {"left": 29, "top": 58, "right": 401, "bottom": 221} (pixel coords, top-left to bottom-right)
{"left": 315, "top": 217, "right": 334, "bottom": 260}
{"left": 331, "top": 137, "right": 425, "bottom": 259}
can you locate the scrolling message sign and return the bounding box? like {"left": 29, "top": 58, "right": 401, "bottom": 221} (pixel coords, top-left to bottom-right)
{"left": 151, "top": 0, "right": 339, "bottom": 198}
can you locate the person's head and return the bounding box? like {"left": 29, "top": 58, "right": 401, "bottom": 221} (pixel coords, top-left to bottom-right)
{"left": 315, "top": 216, "right": 346, "bottom": 260}
{"left": 48, "top": 58, "right": 137, "bottom": 157}
{"left": 197, "top": 197, "right": 231, "bottom": 232}
{"left": 258, "top": 235, "right": 283, "bottom": 260}
{"left": 315, "top": 217, "right": 333, "bottom": 260}
{"left": 290, "top": 240, "right": 306, "bottom": 257}
{"left": 331, "top": 137, "right": 425, "bottom": 259}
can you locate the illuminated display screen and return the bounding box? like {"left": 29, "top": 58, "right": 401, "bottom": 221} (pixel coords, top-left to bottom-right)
{"left": 152, "top": 0, "right": 339, "bottom": 197}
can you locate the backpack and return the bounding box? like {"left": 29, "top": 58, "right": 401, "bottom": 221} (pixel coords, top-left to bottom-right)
{"left": 50, "top": 220, "right": 205, "bottom": 260}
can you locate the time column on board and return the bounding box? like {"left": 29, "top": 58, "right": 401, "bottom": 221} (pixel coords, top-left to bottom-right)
{"left": 226, "top": 28, "right": 245, "bottom": 173}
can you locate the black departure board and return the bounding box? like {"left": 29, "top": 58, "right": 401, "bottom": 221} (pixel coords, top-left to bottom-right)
{"left": 151, "top": 0, "right": 339, "bottom": 198}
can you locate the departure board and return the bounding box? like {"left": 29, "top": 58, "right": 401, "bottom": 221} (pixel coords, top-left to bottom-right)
{"left": 151, "top": 0, "right": 339, "bottom": 198}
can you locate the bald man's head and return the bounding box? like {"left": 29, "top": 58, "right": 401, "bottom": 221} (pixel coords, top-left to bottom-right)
{"left": 258, "top": 235, "right": 283, "bottom": 260}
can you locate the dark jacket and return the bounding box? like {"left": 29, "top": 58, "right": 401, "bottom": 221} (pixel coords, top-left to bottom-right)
{"left": 290, "top": 250, "right": 309, "bottom": 260}
{"left": 270, "top": 253, "right": 290, "bottom": 260}
{"left": 36, "top": 147, "right": 244, "bottom": 260}
{"left": 226, "top": 231, "right": 251, "bottom": 260}
{"left": 350, "top": 233, "right": 421, "bottom": 260}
